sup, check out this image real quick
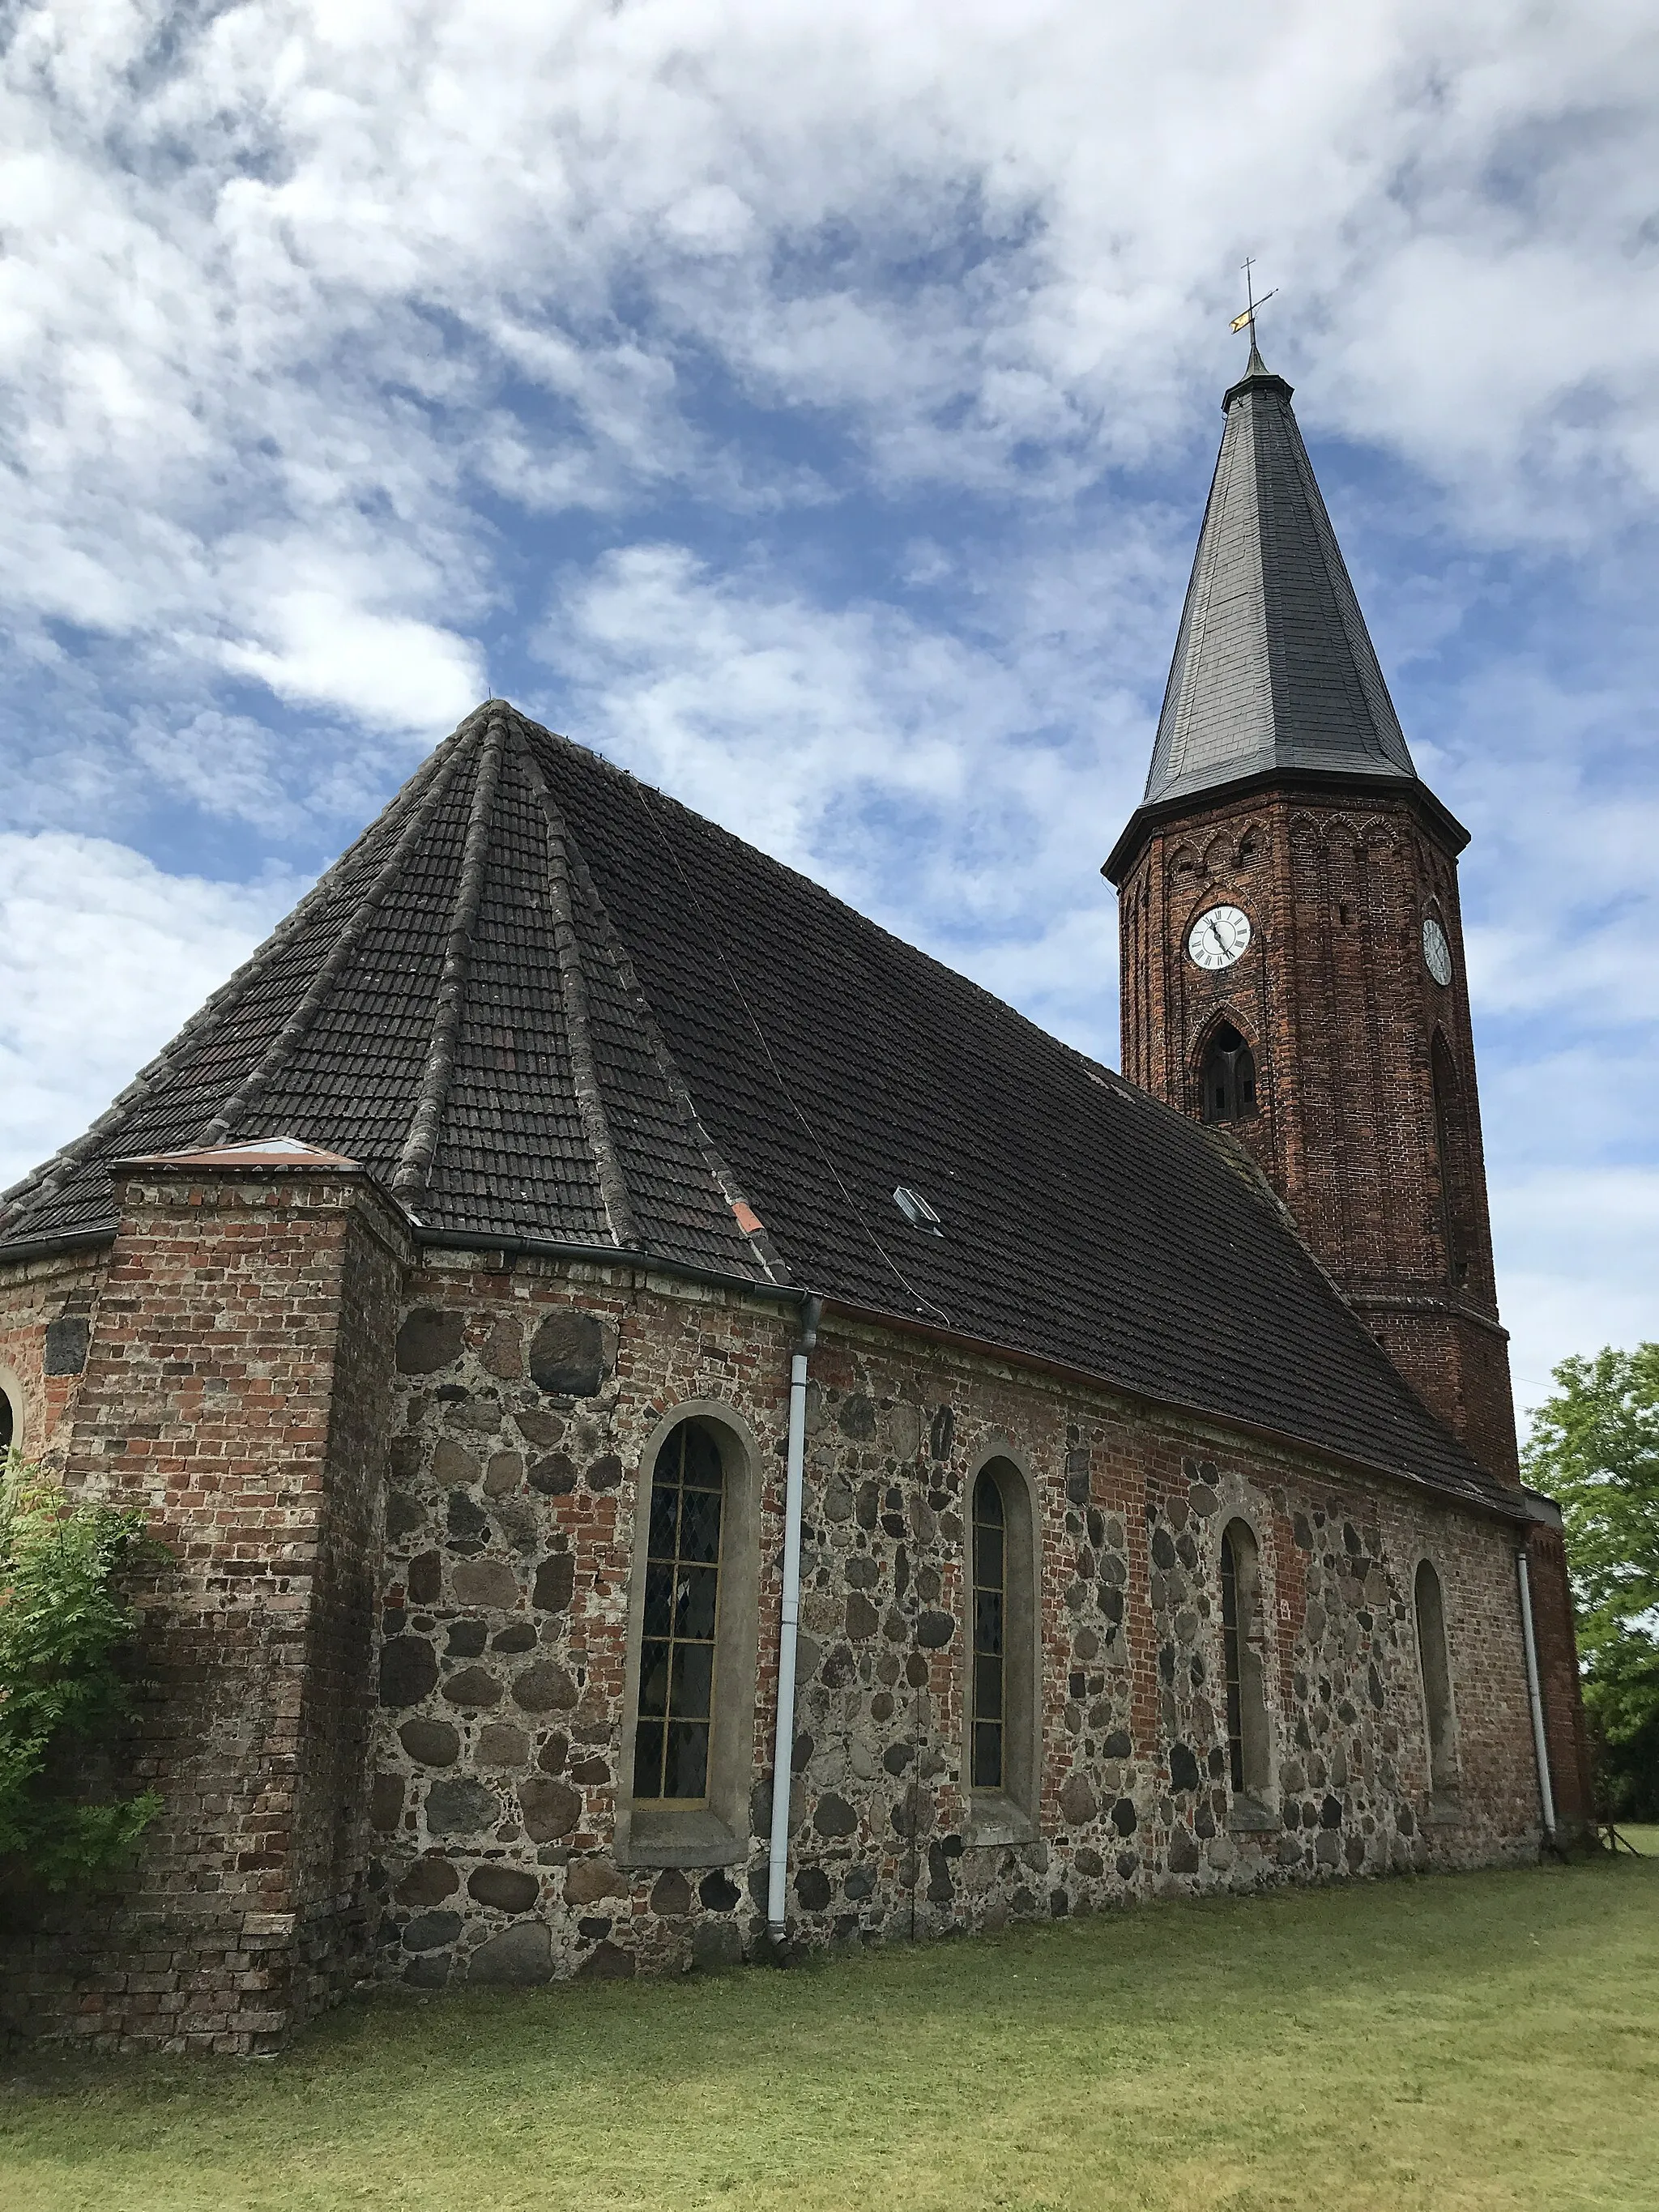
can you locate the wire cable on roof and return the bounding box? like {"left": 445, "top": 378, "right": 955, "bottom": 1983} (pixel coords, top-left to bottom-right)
{"left": 627, "top": 782, "right": 953, "bottom": 1330}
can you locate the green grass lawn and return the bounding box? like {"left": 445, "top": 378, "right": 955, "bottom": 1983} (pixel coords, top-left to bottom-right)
{"left": 3, "top": 1849, "right": 1656, "bottom": 2212}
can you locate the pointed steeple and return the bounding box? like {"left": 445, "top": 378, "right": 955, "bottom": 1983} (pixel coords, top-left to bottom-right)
{"left": 1140, "top": 350, "right": 1416, "bottom": 812}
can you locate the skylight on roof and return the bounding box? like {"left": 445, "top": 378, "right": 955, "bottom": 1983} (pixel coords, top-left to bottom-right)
{"left": 893, "top": 1185, "right": 943, "bottom": 1235}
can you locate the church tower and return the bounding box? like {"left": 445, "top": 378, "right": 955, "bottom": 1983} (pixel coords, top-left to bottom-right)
{"left": 1104, "top": 343, "right": 1519, "bottom": 1485}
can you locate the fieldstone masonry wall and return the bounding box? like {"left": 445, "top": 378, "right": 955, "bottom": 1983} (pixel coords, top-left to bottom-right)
{"left": 0, "top": 1225, "right": 1567, "bottom": 2050}
{"left": 365, "top": 1255, "right": 1544, "bottom": 1993}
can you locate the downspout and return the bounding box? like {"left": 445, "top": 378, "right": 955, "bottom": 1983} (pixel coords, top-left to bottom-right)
{"left": 766, "top": 1291, "right": 822, "bottom": 1952}
{"left": 1516, "top": 1545, "right": 1558, "bottom": 1843}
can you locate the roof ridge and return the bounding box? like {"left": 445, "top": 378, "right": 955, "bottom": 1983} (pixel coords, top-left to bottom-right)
{"left": 392, "top": 707, "right": 506, "bottom": 1201}
{"left": 509, "top": 711, "right": 789, "bottom": 1285}
{"left": 511, "top": 730, "right": 640, "bottom": 1251}
{"left": 197, "top": 738, "right": 471, "bottom": 1149}
{"left": 0, "top": 719, "right": 473, "bottom": 1239}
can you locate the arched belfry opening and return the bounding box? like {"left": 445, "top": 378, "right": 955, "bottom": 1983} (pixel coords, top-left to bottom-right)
{"left": 1199, "top": 1021, "right": 1257, "bottom": 1126}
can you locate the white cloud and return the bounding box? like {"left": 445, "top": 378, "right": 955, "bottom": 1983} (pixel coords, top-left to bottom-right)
{"left": 0, "top": 834, "right": 298, "bottom": 1191}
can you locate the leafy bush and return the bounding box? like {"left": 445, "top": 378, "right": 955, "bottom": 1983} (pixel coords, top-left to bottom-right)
{"left": 0, "top": 1453, "right": 168, "bottom": 1887}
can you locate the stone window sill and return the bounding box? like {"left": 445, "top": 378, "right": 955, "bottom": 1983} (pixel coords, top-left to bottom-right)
{"left": 964, "top": 1791, "right": 1038, "bottom": 1848}
{"left": 615, "top": 1805, "right": 745, "bottom": 1869}
{"left": 1422, "top": 1792, "right": 1466, "bottom": 1827}
{"left": 1226, "top": 1796, "right": 1279, "bottom": 1835}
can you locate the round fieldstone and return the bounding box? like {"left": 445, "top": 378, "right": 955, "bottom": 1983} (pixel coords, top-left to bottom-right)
{"left": 915, "top": 1610, "right": 956, "bottom": 1648}
{"left": 476, "top": 1723, "right": 532, "bottom": 1767}
{"left": 407, "top": 1551, "right": 442, "bottom": 1605}
{"left": 1075, "top": 1847, "right": 1104, "bottom": 1877}
{"left": 468, "top": 1865, "right": 541, "bottom": 1912}
{"left": 586, "top": 1454, "right": 623, "bottom": 1491}
{"left": 842, "top": 1863, "right": 876, "bottom": 1903}
{"left": 379, "top": 1635, "right": 437, "bottom": 1708}
{"left": 441, "top": 1665, "right": 503, "bottom": 1709}
{"left": 570, "top": 1858, "right": 628, "bottom": 1911}
{"left": 396, "top": 1857, "right": 459, "bottom": 1906}
{"left": 580, "top": 1940, "right": 636, "bottom": 1980}
{"left": 845, "top": 1593, "right": 879, "bottom": 1641}
{"left": 399, "top": 1719, "right": 461, "bottom": 1767}
{"left": 477, "top": 1317, "right": 524, "bottom": 1380}
{"left": 812, "top": 1792, "right": 857, "bottom": 1838}
{"left": 533, "top": 1555, "right": 575, "bottom": 1613}
{"left": 1150, "top": 1527, "right": 1177, "bottom": 1571}
{"left": 396, "top": 1308, "right": 466, "bottom": 1375}
{"left": 1168, "top": 1828, "right": 1201, "bottom": 1874}
{"left": 469, "top": 1922, "right": 553, "bottom": 1984}
{"left": 1168, "top": 1741, "right": 1201, "bottom": 1793}
{"left": 452, "top": 1559, "right": 520, "bottom": 1609}
{"left": 1058, "top": 1774, "right": 1098, "bottom": 1826}
{"left": 424, "top": 1776, "right": 498, "bottom": 1836}
{"left": 691, "top": 1922, "right": 743, "bottom": 1973}
{"left": 527, "top": 1311, "right": 605, "bottom": 1397}
{"left": 403, "top": 1911, "right": 462, "bottom": 1951}
{"left": 1115, "top": 1850, "right": 1139, "bottom": 1881}
{"left": 795, "top": 1865, "right": 832, "bottom": 1912}
{"left": 650, "top": 1869, "right": 692, "bottom": 1917}
{"left": 386, "top": 1492, "right": 424, "bottom": 1539}
{"left": 528, "top": 1453, "right": 578, "bottom": 1496}
{"left": 822, "top": 1477, "right": 854, "bottom": 1522}
{"left": 1109, "top": 1796, "right": 1137, "bottom": 1836}
{"left": 512, "top": 1658, "right": 578, "bottom": 1712}
{"left": 446, "top": 1620, "right": 488, "bottom": 1658}
{"left": 492, "top": 1622, "right": 537, "bottom": 1655}
{"left": 369, "top": 1773, "right": 404, "bottom": 1831}
{"left": 699, "top": 1870, "right": 740, "bottom": 1913}
{"left": 518, "top": 1777, "right": 581, "bottom": 1841}
{"left": 1103, "top": 1729, "right": 1132, "bottom": 1759}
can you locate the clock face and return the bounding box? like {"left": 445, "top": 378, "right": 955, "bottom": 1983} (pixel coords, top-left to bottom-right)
{"left": 1188, "top": 904, "right": 1252, "bottom": 971}
{"left": 1422, "top": 916, "right": 1453, "bottom": 987}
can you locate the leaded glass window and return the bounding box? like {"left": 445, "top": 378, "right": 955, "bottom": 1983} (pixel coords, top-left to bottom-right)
{"left": 971, "top": 1471, "right": 1005, "bottom": 1791}
{"left": 633, "top": 1420, "right": 723, "bottom": 1802}
{"left": 1221, "top": 1526, "right": 1245, "bottom": 1792}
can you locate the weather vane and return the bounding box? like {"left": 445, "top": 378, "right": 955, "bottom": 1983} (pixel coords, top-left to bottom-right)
{"left": 1229, "top": 257, "right": 1277, "bottom": 348}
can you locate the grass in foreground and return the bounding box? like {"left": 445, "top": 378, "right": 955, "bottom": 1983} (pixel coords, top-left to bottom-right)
{"left": 2, "top": 1849, "right": 1656, "bottom": 2212}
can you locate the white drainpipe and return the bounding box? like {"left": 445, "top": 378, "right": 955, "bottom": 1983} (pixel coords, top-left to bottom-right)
{"left": 767, "top": 1293, "right": 822, "bottom": 1946}
{"left": 1516, "top": 1545, "right": 1558, "bottom": 1842}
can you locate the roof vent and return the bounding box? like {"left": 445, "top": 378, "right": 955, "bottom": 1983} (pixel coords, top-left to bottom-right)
{"left": 893, "top": 1185, "right": 942, "bottom": 1235}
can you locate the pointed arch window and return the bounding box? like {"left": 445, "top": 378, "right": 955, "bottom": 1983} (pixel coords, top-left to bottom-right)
{"left": 1414, "top": 1559, "right": 1458, "bottom": 1795}
{"left": 1201, "top": 1023, "right": 1257, "bottom": 1124}
{"left": 0, "top": 1386, "right": 12, "bottom": 1454}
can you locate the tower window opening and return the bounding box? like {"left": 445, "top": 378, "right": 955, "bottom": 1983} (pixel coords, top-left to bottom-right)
{"left": 1431, "top": 1032, "right": 1472, "bottom": 1285}
{"left": 0, "top": 1387, "right": 12, "bottom": 1455}
{"left": 1201, "top": 1023, "right": 1257, "bottom": 1123}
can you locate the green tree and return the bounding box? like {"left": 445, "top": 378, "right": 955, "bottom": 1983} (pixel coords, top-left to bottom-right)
{"left": 1521, "top": 1344, "right": 1659, "bottom": 1820}
{"left": 0, "top": 1454, "right": 168, "bottom": 1886}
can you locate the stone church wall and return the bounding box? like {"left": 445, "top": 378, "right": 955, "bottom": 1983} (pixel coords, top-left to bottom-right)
{"left": 365, "top": 1253, "right": 1544, "bottom": 1991}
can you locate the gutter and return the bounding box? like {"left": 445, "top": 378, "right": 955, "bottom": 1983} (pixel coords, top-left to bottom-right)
{"left": 1515, "top": 1545, "right": 1558, "bottom": 1845}
{"left": 766, "top": 1292, "right": 822, "bottom": 1953}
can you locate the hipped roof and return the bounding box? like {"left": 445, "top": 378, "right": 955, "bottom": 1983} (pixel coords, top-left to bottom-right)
{"left": 0, "top": 700, "right": 1511, "bottom": 1514}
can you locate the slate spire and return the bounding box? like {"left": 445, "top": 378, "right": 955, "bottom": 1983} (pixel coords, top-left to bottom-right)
{"left": 1140, "top": 347, "right": 1416, "bottom": 812}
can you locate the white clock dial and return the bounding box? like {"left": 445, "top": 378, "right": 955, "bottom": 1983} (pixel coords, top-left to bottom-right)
{"left": 1422, "top": 916, "right": 1453, "bottom": 987}
{"left": 1187, "top": 903, "right": 1252, "bottom": 971}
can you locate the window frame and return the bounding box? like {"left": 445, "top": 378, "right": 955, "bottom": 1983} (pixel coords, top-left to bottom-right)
{"left": 961, "top": 1449, "right": 1041, "bottom": 1845}
{"left": 616, "top": 1403, "right": 761, "bottom": 1869}
{"left": 1413, "top": 1555, "right": 1461, "bottom": 1801}
{"left": 1219, "top": 1515, "right": 1277, "bottom": 1826}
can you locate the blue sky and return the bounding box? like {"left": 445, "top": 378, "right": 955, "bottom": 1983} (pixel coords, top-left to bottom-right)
{"left": 1, "top": 0, "right": 1655, "bottom": 1421}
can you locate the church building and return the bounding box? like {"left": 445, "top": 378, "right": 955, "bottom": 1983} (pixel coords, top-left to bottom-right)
{"left": 0, "top": 343, "right": 1589, "bottom": 2054}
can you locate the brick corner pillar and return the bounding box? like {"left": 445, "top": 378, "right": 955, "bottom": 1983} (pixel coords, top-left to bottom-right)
{"left": 1521, "top": 1494, "right": 1594, "bottom": 1843}
{"left": 51, "top": 1155, "right": 411, "bottom": 2053}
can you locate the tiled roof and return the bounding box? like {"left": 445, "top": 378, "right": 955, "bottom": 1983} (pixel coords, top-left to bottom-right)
{"left": 1141, "top": 351, "right": 1417, "bottom": 812}
{"left": 0, "top": 700, "right": 1513, "bottom": 1515}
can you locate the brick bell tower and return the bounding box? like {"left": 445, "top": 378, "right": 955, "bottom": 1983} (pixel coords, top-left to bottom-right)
{"left": 1104, "top": 337, "right": 1520, "bottom": 1486}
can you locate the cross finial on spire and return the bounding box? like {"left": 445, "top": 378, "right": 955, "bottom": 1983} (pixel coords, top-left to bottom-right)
{"left": 1229, "top": 257, "right": 1277, "bottom": 373}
